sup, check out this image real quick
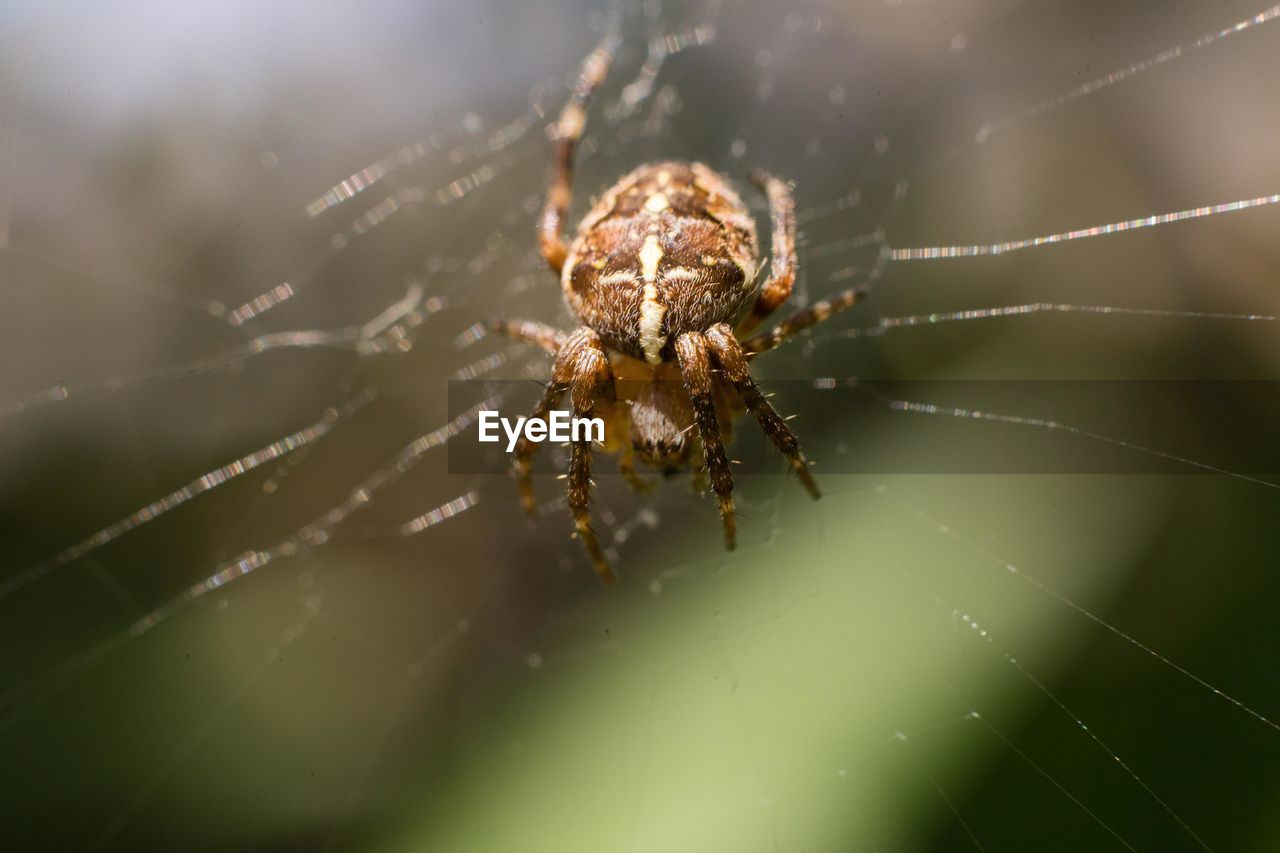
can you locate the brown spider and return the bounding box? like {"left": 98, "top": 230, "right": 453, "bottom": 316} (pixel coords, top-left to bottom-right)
{"left": 489, "top": 37, "right": 865, "bottom": 583}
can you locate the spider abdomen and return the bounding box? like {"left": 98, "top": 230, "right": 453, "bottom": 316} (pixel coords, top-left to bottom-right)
{"left": 561, "top": 161, "right": 760, "bottom": 364}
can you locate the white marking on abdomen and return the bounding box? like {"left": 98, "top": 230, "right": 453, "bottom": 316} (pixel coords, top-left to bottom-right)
{"left": 639, "top": 234, "right": 662, "bottom": 283}
{"left": 598, "top": 270, "right": 635, "bottom": 286}
{"left": 638, "top": 234, "right": 666, "bottom": 364}
{"left": 644, "top": 192, "right": 670, "bottom": 213}
{"left": 639, "top": 289, "right": 666, "bottom": 364}
{"left": 663, "top": 267, "right": 699, "bottom": 282}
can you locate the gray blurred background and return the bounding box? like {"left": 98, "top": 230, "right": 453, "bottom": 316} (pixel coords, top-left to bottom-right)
{"left": 2, "top": 0, "right": 1279, "bottom": 850}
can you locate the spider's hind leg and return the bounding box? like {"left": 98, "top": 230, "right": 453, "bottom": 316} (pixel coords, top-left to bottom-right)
{"left": 737, "top": 167, "right": 868, "bottom": 354}
{"left": 740, "top": 169, "right": 798, "bottom": 331}
{"left": 741, "top": 288, "right": 867, "bottom": 357}
{"left": 538, "top": 35, "right": 619, "bottom": 274}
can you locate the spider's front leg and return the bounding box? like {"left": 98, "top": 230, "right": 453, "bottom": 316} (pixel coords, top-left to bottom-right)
{"left": 705, "top": 324, "right": 819, "bottom": 498}
{"left": 674, "top": 331, "right": 737, "bottom": 550}
{"left": 558, "top": 328, "right": 617, "bottom": 584}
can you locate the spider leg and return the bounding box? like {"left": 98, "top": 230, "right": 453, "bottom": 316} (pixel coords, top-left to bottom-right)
{"left": 741, "top": 287, "right": 867, "bottom": 356}
{"left": 689, "top": 464, "right": 707, "bottom": 495}
{"left": 618, "top": 448, "right": 654, "bottom": 493}
{"left": 538, "top": 35, "right": 619, "bottom": 274}
{"left": 705, "top": 324, "right": 820, "bottom": 499}
{"left": 491, "top": 319, "right": 569, "bottom": 511}
{"left": 674, "top": 331, "right": 736, "bottom": 550}
{"left": 513, "top": 380, "right": 565, "bottom": 515}
{"left": 559, "top": 328, "right": 617, "bottom": 584}
{"left": 741, "top": 169, "right": 798, "bottom": 329}
{"left": 487, "top": 318, "right": 566, "bottom": 355}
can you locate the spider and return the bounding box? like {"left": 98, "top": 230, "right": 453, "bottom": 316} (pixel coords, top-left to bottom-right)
{"left": 489, "top": 37, "right": 866, "bottom": 583}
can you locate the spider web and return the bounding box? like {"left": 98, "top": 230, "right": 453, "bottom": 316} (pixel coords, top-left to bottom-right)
{"left": 2, "top": 0, "right": 1279, "bottom": 850}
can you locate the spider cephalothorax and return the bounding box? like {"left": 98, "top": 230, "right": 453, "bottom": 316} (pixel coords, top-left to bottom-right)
{"left": 490, "top": 38, "right": 865, "bottom": 582}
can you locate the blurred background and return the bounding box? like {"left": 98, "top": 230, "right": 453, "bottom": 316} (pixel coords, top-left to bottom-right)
{"left": 2, "top": 0, "right": 1279, "bottom": 850}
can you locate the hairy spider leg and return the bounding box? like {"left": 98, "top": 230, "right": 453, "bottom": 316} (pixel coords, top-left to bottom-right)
{"left": 538, "top": 34, "right": 620, "bottom": 274}
{"left": 488, "top": 318, "right": 565, "bottom": 355}
{"left": 505, "top": 327, "right": 615, "bottom": 583}
{"left": 705, "top": 323, "right": 819, "bottom": 498}
{"left": 674, "top": 331, "right": 736, "bottom": 549}
{"left": 741, "top": 287, "right": 868, "bottom": 356}
{"left": 740, "top": 168, "right": 798, "bottom": 329}
{"left": 493, "top": 318, "right": 567, "bottom": 514}
{"left": 512, "top": 380, "right": 565, "bottom": 515}
{"left": 559, "top": 328, "right": 617, "bottom": 583}
{"left": 737, "top": 169, "right": 866, "bottom": 353}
